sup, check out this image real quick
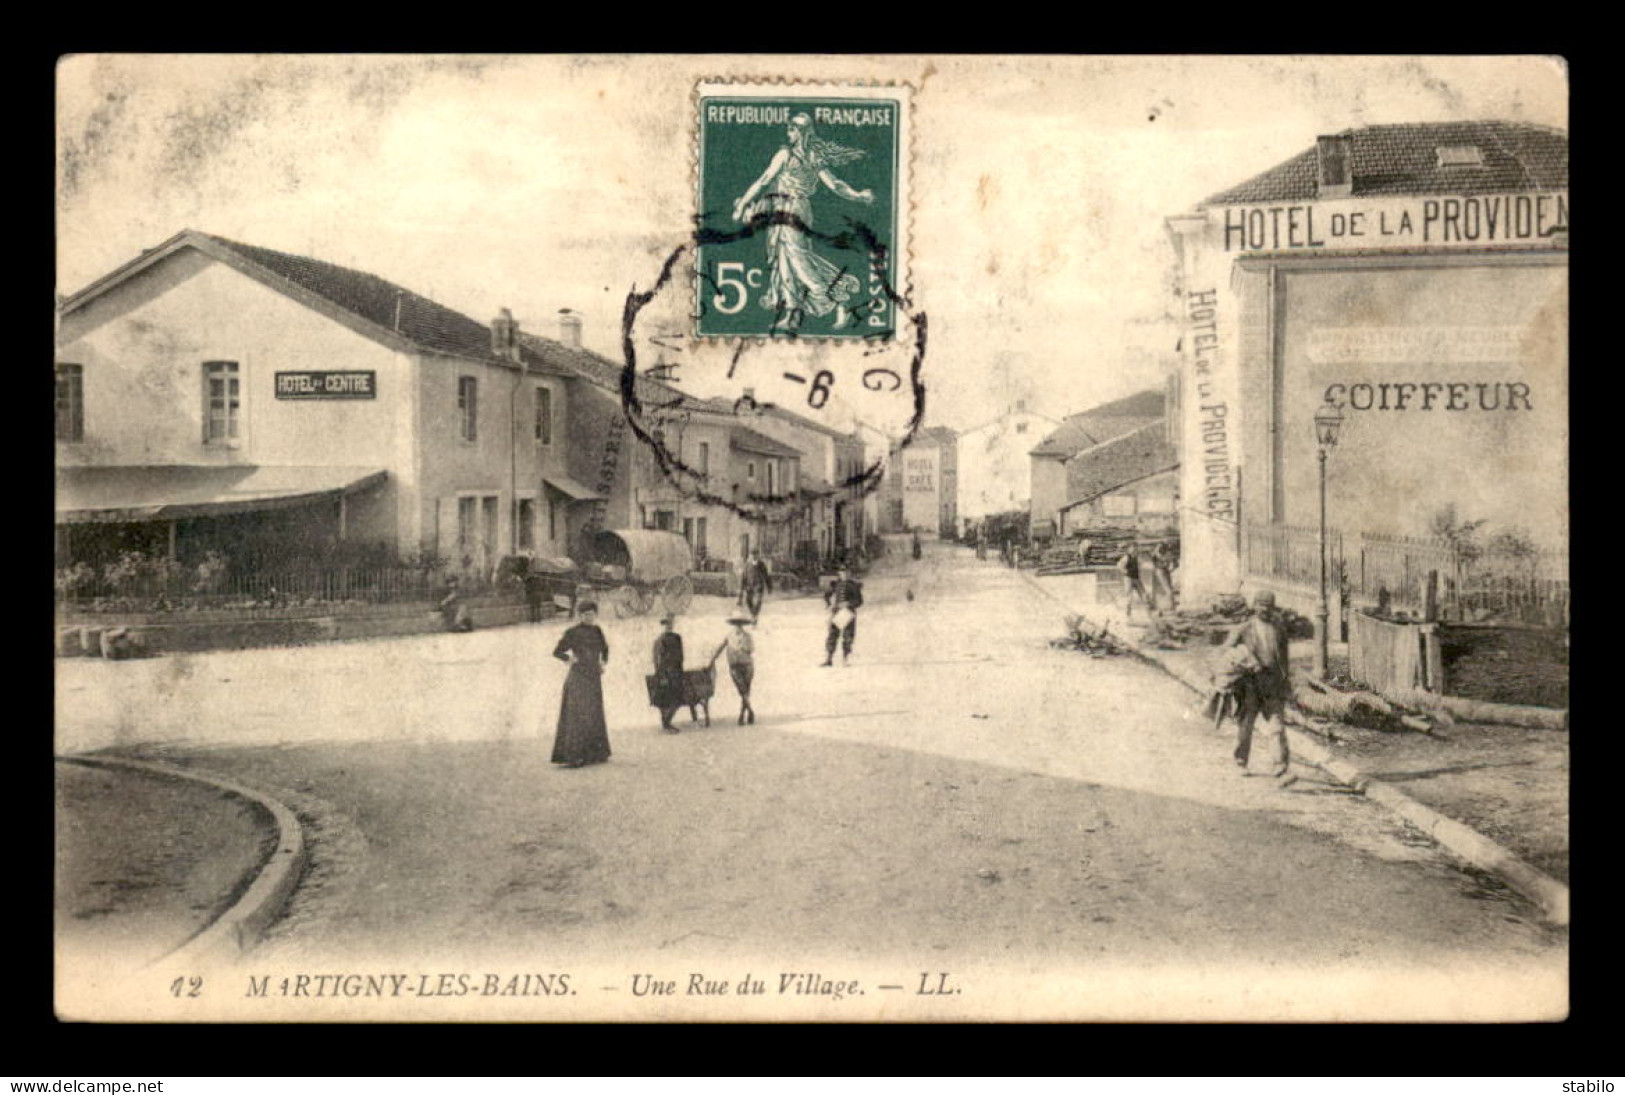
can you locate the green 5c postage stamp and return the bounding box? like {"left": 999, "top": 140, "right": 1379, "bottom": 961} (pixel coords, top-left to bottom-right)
{"left": 695, "top": 81, "right": 912, "bottom": 340}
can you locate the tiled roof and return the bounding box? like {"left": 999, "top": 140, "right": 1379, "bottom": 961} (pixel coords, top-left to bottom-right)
{"left": 1030, "top": 389, "right": 1165, "bottom": 457}
{"left": 516, "top": 330, "right": 718, "bottom": 412}
{"left": 1202, "top": 121, "right": 1568, "bottom": 205}
{"left": 760, "top": 402, "right": 861, "bottom": 441}
{"left": 199, "top": 233, "right": 566, "bottom": 371}
{"left": 1062, "top": 422, "right": 1178, "bottom": 509}
{"left": 796, "top": 474, "right": 838, "bottom": 497}
{"left": 730, "top": 427, "right": 803, "bottom": 459}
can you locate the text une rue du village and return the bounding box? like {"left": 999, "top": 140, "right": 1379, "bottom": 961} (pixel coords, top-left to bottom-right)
{"left": 632, "top": 972, "right": 960, "bottom": 999}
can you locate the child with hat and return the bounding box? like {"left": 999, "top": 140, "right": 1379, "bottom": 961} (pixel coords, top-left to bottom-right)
{"left": 711, "top": 610, "right": 757, "bottom": 725}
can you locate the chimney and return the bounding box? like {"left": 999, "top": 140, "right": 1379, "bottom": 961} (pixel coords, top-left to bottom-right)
{"left": 559, "top": 308, "right": 583, "bottom": 349}
{"left": 491, "top": 307, "right": 520, "bottom": 360}
{"left": 1316, "top": 134, "right": 1353, "bottom": 198}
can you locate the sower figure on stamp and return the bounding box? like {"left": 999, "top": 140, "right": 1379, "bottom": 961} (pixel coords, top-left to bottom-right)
{"left": 822, "top": 565, "right": 864, "bottom": 667}
{"left": 1228, "top": 589, "right": 1297, "bottom": 788}
{"left": 651, "top": 614, "right": 689, "bottom": 733}
{"left": 741, "top": 550, "right": 772, "bottom": 623}
{"left": 731, "top": 113, "right": 874, "bottom": 333}
{"left": 712, "top": 610, "right": 757, "bottom": 725}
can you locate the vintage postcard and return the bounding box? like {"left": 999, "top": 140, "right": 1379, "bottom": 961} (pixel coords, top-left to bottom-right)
{"left": 54, "top": 54, "right": 1569, "bottom": 1022}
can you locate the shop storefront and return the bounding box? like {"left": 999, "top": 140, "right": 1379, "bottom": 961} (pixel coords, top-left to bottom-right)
{"left": 1165, "top": 123, "right": 1568, "bottom": 615}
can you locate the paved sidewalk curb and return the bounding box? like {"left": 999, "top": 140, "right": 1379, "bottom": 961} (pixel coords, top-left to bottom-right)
{"left": 60, "top": 754, "right": 308, "bottom": 965}
{"left": 1017, "top": 569, "right": 1570, "bottom": 927}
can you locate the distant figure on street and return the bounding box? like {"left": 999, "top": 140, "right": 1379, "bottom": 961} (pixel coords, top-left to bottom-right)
{"left": 741, "top": 550, "right": 773, "bottom": 623}
{"left": 550, "top": 601, "right": 611, "bottom": 769}
{"left": 711, "top": 610, "right": 757, "bottom": 725}
{"left": 650, "top": 615, "right": 689, "bottom": 733}
{"left": 911, "top": 528, "right": 922, "bottom": 560}
{"left": 1151, "top": 542, "right": 1177, "bottom": 613}
{"left": 522, "top": 566, "right": 547, "bottom": 623}
{"left": 1227, "top": 590, "right": 1296, "bottom": 788}
{"left": 1116, "top": 545, "right": 1150, "bottom": 619}
{"left": 976, "top": 524, "right": 987, "bottom": 562}
{"left": 439, "top": 576, "right": 474, "bottom": 632}
{"left": 822, "top": 566, "right": 865, "bottom": 667}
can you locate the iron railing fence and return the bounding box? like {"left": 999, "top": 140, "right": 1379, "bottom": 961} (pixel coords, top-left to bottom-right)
{"left": 54, "top": 565, "right": 515, "bottom": 623}
{"left": 1244, "top": 524, "right": 1568, "bottom": 627}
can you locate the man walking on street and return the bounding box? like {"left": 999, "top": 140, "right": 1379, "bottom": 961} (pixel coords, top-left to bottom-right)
{"left": 741, "top": 550, "right": 772, "bottom": 623}
{"left": 1151, "top": 541, "right": 1177, "bottom": 613}
{"left": 1228, "top": 589, "right": 1296, "bottom": 788}
{"left": 1117, "top": 544, "right": 1151, "bottom": 619}
{"left": 822, "top": 565, "right": 864, "bottom": 667}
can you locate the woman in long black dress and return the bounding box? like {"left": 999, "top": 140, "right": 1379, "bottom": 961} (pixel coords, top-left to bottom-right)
{"left": 551, "top": 601, "right": 611, "bottom": 768}
{"left": 650, "top": 615, "right": 687, "bottom": 733}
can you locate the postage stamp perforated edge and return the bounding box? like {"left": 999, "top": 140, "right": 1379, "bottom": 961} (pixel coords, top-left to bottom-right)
{"left": 689, "top": 77, "right": 916, "bottom": 344}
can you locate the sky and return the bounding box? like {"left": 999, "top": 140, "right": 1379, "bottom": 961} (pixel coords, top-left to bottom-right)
{"left": 56, "top": 54, "right": 1567, "bottom": 434}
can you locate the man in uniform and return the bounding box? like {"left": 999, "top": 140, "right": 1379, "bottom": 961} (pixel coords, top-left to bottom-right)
{"left": 1228, "top": 589, "right": 1296, "bottom": 787}
{"left": 821, "top": 565, "right": 865, "bottom": 667}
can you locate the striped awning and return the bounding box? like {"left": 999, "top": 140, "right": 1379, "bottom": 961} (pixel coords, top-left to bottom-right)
{"left": 55, "top": 465, "right": 387, "bottom": 524}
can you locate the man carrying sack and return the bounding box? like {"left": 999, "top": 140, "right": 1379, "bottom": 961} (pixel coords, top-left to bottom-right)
{"left": 1226, "top": 589, "right": 1297, "bottom": 788}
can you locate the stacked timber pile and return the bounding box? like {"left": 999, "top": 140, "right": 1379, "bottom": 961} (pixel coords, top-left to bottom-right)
{"left": 1035, "top": 544, "right": 1089, "bottom": 576}
{"left": 1050, "top": 614, "right": 1133, "bottom": 657}
{"left": 1034, "top": 528, "right": 1142, "bottom": 575}
{"left": 1141, "top": 597, "right": 1251, "bottom": 650}
{"left": 1080, "top": 528, "right": 1138, "bottom": 566}
{"left": 1291, "top": 676, "right": 1444, "bottom": 736}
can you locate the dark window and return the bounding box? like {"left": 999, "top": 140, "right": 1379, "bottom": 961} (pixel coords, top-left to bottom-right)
{"left": 518, "top": 497, "right": 537, "bottom": 550}
{"left": 1317, "top": 135, "right": 1352, "bottom": 190}
{"left": 55, "top": 363, "right": 83, "bottom": 442}
{"left": 459, "top": 376, "right": 478, "bottom": 441}
{"left": 535, "top": 386, "right": 552, "bottom": 445}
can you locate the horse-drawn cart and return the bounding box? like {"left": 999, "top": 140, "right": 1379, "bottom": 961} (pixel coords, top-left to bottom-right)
{"left": 581, "top": 529, "right": 695, "bottom": 618}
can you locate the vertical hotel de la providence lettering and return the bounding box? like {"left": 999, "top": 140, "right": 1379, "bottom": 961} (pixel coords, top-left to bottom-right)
{"left": 1163, "top": 122, "right": 1568, "bottom": 608}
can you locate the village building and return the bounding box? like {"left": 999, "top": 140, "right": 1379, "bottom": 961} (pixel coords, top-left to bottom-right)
{"left": 1028, "top": 390, "right": 1165, "bottom": 541}
{"left": 1164, "top": 121, "right": 1569, "bottom": 623}
{"left": 881, "top": 426, "right": 958, "bottom": 536}
{"left": 1055, "top": 421, "right": 1179, "bottom": 539}
{"left": 513, "top": 332, "right": 819, "bottom": 574}
{"left": 54, "top": 230, "right": 587, "bottom": 582}
{"left": 54, "top": 230, "right": 836, "bottom": 593}
{"left": 957, "top": 401, "right": 1060, "bottom": 532}
{"left": 737, "top": 401, "right": 868, "bottom": 567}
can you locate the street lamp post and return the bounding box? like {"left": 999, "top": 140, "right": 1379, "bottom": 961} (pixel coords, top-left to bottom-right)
{"left": 1313, "top": 399, "right": 1346, "bottom": 679}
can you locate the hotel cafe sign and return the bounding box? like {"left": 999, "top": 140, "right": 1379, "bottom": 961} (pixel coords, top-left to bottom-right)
{"left": 275, "top": 370, "right": 377, "bottom": 400}
{"left": 1214, "top": 190, "right": 1568, "bottom": 253}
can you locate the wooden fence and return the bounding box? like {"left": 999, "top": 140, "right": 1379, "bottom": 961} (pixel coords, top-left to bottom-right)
{"left": 1349, "top": 612, "right": 1442, "bottom": 696}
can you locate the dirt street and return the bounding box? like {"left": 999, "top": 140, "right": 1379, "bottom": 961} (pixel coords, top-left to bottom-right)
{"left": 55, "top": 760, "right": 274, "bottom": 966}
{"left": 55, "top": 541, "right": 1567, "bottom": 1020}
